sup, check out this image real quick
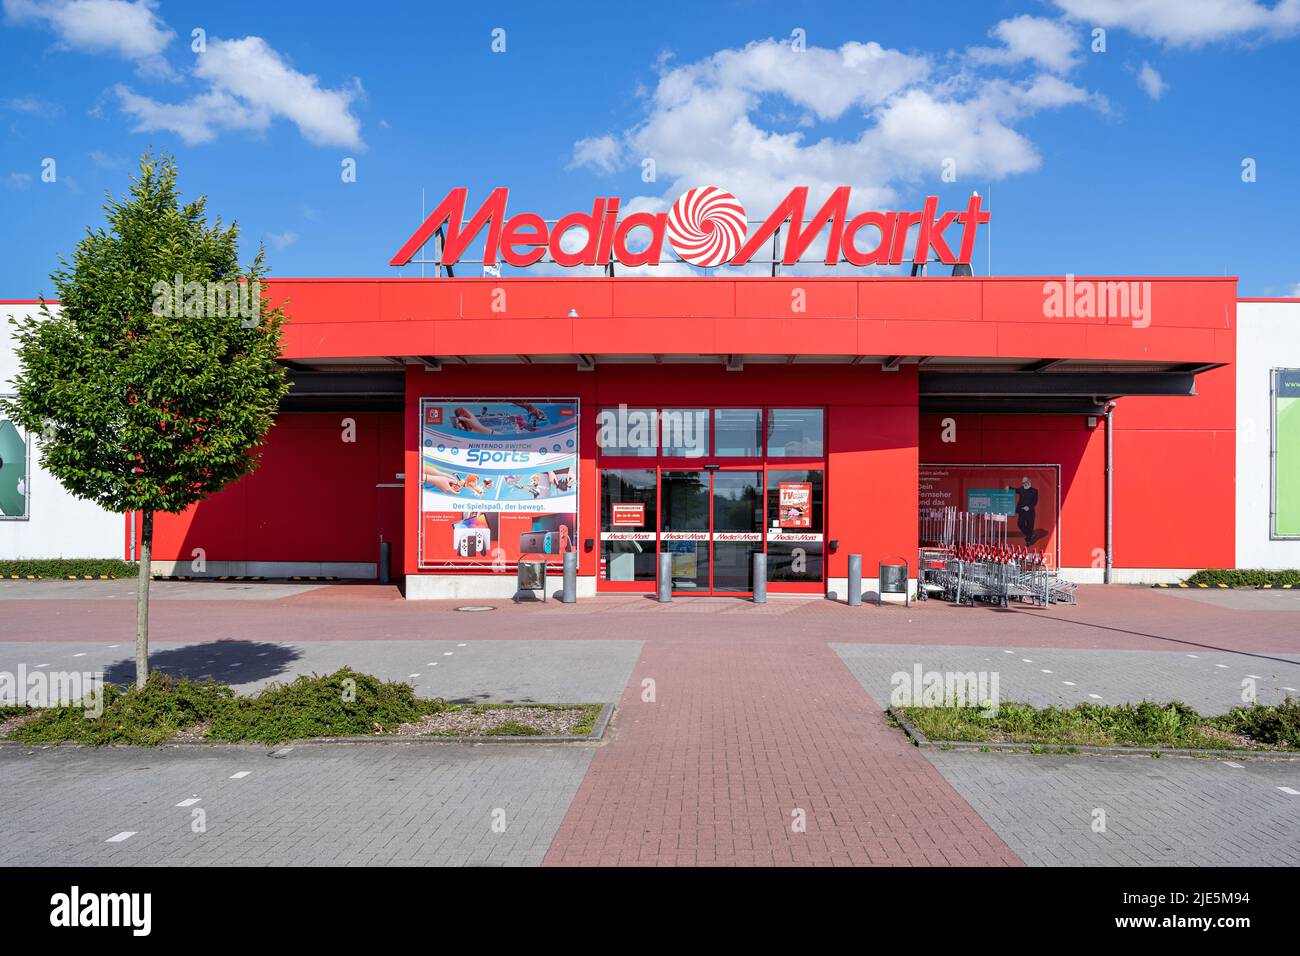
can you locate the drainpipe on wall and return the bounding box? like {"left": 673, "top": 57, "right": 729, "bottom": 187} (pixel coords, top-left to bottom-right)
{"left": 1104, "top": 402, "right": 1116, "bottom": 584}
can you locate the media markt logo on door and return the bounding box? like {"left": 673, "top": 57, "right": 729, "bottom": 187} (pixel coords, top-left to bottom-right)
{"left": 50, "top": 886, "right": 151, "bottom": 936}
{"left": 389, "top": 185, "right": 989, "bottom": 269}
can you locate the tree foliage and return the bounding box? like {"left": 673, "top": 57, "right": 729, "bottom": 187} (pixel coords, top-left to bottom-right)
{"left": 2, "top": 151, "right": 289, "bottom": 514}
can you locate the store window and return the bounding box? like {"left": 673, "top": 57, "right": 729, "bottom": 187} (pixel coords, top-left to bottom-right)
{"left": 714, "top": 408, "right": 762, "bottom": 457}
{"left": 765, "top": 469, "right": 824, "bottom": 583}
{"left": 597, "top": 407, "right": 657, "bottom": 457}
{"left": 661, "top": 408, "right": 709, "bottom": 458}
{"left": 766, "top": 409, "right": 824, "bottom": 458}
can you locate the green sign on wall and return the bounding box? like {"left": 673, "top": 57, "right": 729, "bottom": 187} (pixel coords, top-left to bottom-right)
{"left": 1275, "top": 369, "right": 1300, "bottom": 538}
{"left": 0, "top": 420, "right": 28, "bottom": 519}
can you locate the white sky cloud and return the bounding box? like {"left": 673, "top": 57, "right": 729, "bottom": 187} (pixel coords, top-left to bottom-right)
{"left": 3, "top": 0, "right": 174, "bottom": 75}
{"left": 1137, "top": 62, "right": 1167, "bottom": 99}
{"left": 1053, "top": 0, "right": 1300, "bottom": 46}
{"left": 264, "top": 231, "right": 298, "bottom": 251}
{"left": 568, "top": 135, "right": 622, "bottom": 173}
{"left": 115, "top": 36, "right": 364, "bottom": 149}
{"left": 570, "top": 37, "right": 1103, "bottom": 220}
{"left": 969, "top": 15, "right": 1082, "bottom": 73}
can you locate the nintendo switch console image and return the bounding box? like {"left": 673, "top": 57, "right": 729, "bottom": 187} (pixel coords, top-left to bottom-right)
{"left": 454, "top": 524, "right": 492, "bottom": 557}
{"left": 518, "top": 530, "right": 559, "bottom": 554}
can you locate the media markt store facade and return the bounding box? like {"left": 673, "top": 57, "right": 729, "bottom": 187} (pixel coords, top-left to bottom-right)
{"left": 140, "top": 184, "right": 1240, "bottom": 599}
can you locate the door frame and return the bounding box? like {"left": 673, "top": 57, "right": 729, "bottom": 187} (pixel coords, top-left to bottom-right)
{"left": 660, "top": 465, "right": 765, "bottom": 597}
{"left": 596, "top": 405, "right": 827, "bottom": 596}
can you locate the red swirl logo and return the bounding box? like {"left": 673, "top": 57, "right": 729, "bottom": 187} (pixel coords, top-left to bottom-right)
{"left": 665, "top": 186, "right": 747, "bottom": 267}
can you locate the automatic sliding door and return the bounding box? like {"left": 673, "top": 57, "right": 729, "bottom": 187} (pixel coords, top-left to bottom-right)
{"left": 661, "top": 470, "right": 709, "bottom": 591}
{"left": 600, "top": 469, "right": 657, "bottom": 585}
{"left": 712, "top": 470, "right": 762, "bottom": 592}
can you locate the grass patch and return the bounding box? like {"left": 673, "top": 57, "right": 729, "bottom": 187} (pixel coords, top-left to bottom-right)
{"left": 5, "top": 669, "right": 448, "bottom": 746}
{"left": 897, "top": 698, "right": 1300, "bottom": 751}
{"left": 1184, "top": 568, "right": 1300, "bottom": 587}
{"left": 207, "top": 669, "right": 446, "bottom": 743}
{"left": 0, "top": 558, "right": 139, "bottom": 579}
{"left": 10, "top": 675, "right": 232, "bottom": 746}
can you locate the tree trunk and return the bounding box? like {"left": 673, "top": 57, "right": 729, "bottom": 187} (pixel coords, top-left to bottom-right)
{"left": 135, "top": 511, "right": 153, "bottom": 688}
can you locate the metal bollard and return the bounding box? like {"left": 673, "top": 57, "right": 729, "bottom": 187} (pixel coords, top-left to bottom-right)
{"left": 752, "top": 552, "right": 767, "bottom": 604}
{"left": 379, "top": 540, "right": 391, "bottom": 585}
{"left": 847, "top": 553, "right": 862, "bottom": 606}
{"left": 562, "top": 550, "right": 577, "bottom": 604}
{"left": 657, "top": 551, "right": 672, "bottom": 602}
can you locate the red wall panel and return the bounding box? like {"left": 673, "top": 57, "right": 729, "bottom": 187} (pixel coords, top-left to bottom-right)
{"left": 920, "top": 378, "right": 1235, "bottom": 569}
{"left": 153, "top": 413, "right": 403, "bottom": 566}
{"left": 269, "top": 276, "right": 1236, "bottom": 365}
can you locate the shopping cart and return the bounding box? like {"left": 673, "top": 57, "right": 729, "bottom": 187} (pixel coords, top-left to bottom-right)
{"left": 917, "top": 506, "right": 1076, "bottom": 607}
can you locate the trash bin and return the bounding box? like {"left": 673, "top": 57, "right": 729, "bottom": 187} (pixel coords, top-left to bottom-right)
{"left": 515, "top": 559, "right": 547, "bottom": 603}
{"left": 878, "top": 557, "right": 910, "bottom": 607}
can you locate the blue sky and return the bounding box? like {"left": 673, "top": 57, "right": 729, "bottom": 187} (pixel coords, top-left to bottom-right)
{"left": 1, "top": 0, "right": 1298, "bottom": 295}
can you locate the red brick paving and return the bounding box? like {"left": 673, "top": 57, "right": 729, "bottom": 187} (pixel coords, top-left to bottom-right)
{"left": 542, "top": 635, "right": 1022, "bottom": 866}
{"left": 4, "top": 584, "right": 1297, "bottom": 657}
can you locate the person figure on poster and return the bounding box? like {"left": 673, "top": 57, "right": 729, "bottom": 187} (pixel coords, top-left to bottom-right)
{"left": 1008, "top": 476, "right": 1039, "bottom": 546}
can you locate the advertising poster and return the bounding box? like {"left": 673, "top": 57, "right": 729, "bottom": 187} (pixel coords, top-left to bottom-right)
{"left": 419, "top": 399, "right": 578, "bottom": 570}
{"left": 0, "top": 419, "right": 29, "bottom": 519}
{"left": 778, "top": 482, "right": 812, "bottom": 528}
{"left": 1275, "top": 369, "right": 1300, "bottom": 537}
{"left": 920, "top": 464, "right": 1060, "bottom": 563}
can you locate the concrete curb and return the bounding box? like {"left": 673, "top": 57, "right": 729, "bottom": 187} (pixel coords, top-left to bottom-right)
{"left": 887, "top": 708, "right": 1300, "bottom": 761}
{"left": 0, "top": 703, "right": 615, "bottom": 749}
{"left": 1152, "top": 582, "right": 1298, "bottom": 589}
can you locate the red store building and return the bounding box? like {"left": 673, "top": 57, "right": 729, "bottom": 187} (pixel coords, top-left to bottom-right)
{"left": 144, "top": 272, "right": 1236, "bottom": 599}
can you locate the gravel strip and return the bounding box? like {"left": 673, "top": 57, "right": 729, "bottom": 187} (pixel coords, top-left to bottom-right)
{"left": 171, "top": 719, "right": 213, "bottom": 741}
{"left": 0, "top": 711, "right": 42, "bottom": 738}
{"left": 395, "top": 706, "right": 592, "bottom": 737}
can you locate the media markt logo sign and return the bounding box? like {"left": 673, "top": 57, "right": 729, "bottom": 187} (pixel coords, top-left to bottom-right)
{"left": 665, "top": 186, "right": 746, "bottom": 267}
{"left": 390, "top": 185, "right": 989, "bottom": 270}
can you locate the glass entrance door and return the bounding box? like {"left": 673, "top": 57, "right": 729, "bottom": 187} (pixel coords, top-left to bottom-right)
{"left": 711, "top": 470, "right": 762, "bottom": 592}
{"left": 661, "top": 470, "right": 710, "bottom": 591}
{"left": 661, "top": 469, "right": 762, "bottom": 594}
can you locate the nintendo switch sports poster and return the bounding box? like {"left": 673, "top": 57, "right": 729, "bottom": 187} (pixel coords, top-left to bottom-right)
{"left": 419, "top": 399, "right": 579, "bottom": 570}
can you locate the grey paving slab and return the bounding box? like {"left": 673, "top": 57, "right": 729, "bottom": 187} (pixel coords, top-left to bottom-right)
{"left": 0, "top": 743, "right": 594, "bottom": 866}
{"left": 1152, "top": 588, "right": 1300, "bottom": 611}
{"left": 0, "top": 639, "right": 641, "bottom": 703}
{"left": 923, "top": 749, "right": 1300, "bottom": 866}
{"left": 833, "top": 642, "right": 1300, "bottom": 713}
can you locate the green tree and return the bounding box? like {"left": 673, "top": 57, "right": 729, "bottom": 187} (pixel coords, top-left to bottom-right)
{"left": 2, "top": 152, "right": 290, "bottom": 686}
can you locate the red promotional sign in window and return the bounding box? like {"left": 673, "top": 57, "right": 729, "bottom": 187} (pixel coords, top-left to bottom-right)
{"left": 611, "top": 503, "right": 645, "bottom": 526}
{"left": 778, "top": 482, "right": 812, "bottom": 528}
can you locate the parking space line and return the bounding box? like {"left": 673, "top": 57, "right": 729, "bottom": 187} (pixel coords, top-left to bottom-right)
{"left": 105, "top": 831, "right": 136, "bottom": 843}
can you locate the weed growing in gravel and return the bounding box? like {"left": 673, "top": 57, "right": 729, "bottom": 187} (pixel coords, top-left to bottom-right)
{"left": 5, "top": 669, "right": 447, "bottom": 746}
{"left": 208, "top": 668, "right": 445, "bottom": 743}
{"left": 1212, "top": 697, "right": 1300, "bottom": 748}
{"left": 899, "top": 698, "right": 1298, "bottom": 750}
{"left": 11, "top": 674, "right": 231, "bottom": 746}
